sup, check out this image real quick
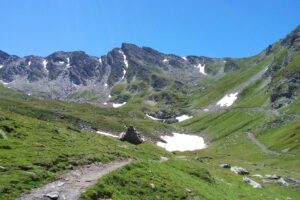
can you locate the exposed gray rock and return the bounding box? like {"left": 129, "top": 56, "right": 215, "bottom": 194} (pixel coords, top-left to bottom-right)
{"left": 281, "top": 148, "right": 290, "bottom": 153}
{"left": 252, "top": 174, "right": 263, "bottom": 178}
{"left": 242, "top": 177, "right": 262, "bottom": 188}
{"left": 284, "top": 177, "right": 300, "bottom": 185}
{"left": 264, "top": 174, "right": 280, "bottom": 180}
{"left": 44, "top": 191, "right": 59, "bottom": 200}
{"left": 19, "top": 165, "right": 33, "bottom": 171}
{"left": 0, "top": 166, "right": 6, "bottom": 172}
{"left": 230, "top": 166, "right": 249, "bottom": 175}
{"left": 149, "top": 183, "right": 155, "bottom": 189}
{"left": 0, "top": 43, "right": 225, "bottom": 106}
{"left": 277, "top": 178, "right": 289, "bottom": 186}
{"left": 120, "top": 126, "right": 143, "bottom": 145}
{"left": 220, "top": 163, "right": 231, "bottom": 168}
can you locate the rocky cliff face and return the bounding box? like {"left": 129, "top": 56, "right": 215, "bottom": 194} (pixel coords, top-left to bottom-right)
{"left": 0, "top": 43, "right": 225, "bottom": 104}
{"left": 0, "top": 25, "right": 299, "bottom": 109}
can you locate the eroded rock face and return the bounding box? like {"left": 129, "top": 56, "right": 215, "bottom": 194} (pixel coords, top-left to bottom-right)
{"left": 230, "top": 166, "right": 249, "bottom": 175}
{"left": 120, "top": 126, "right": 143, "bottom": 145}
{"left": 220, "top": 163, "right": 231, "bottom": 168}
{"left": 0, "top": 43, "right": 224, "bottom": 105}
{"left": 243, "top": 177, "right": 262, "bottom": 189}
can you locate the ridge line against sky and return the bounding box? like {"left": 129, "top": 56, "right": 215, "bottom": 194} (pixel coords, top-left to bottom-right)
{"left": 0, "top": 0, "right": 300, "bottom": 58}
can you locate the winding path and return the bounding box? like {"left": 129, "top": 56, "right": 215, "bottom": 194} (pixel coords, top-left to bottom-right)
{"left": 17, "top": 159, "right": 132, "bottom": 200}
{"left": 245, "top": 132, "right": 280, "bottom": 156}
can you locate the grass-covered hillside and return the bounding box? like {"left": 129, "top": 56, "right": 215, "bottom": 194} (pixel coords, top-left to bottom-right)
{"left": 1, "top": 26, "right": 300, "bottom": 200}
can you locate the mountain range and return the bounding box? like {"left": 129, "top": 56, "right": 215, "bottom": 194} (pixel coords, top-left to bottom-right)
{"left": 0, "top": 25, "right": 300, "bottom": 200}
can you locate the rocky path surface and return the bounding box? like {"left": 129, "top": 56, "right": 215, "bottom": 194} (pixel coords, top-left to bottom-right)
{"left": 245, "top": 132, "right": 280, "bottom": 156}
{"left": 17, "top": 159, "right": 132, "bottom": 200}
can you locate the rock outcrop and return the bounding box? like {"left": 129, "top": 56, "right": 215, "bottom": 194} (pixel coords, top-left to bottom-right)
{"left": 230, "top": 166, "right": 249, "bottom": 175}
{"left": 242, "top": 177, "right": 262, "bottom": 189}
{"left": 120, "top": 126, "right": 143, "bottom": 145}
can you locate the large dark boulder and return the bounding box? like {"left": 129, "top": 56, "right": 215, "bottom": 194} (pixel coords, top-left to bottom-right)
{"left": 120, "top": 126, "right": 143, "bottom": 145}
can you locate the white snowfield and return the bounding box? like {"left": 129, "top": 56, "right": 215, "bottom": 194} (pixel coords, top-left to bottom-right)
{"left": 43, "top": 60, "right": 48, "bottom": 70}
{"left": 194, "top": 63, "right": 207, "bottom": 75}
{"left": 66, "top": 57, "right": 71, "bottom": 68}
{"left": 0, "top": 65, "right": 3, "bottom": 69}
{"left": 182, "top": 56, "right": 187, "bottom": 61}
{"left": 216, "top": 92, "right": 238, "bottom": 107}
{"left": 96, "top": 131, "right": 119, "bottom": 138}
{"left": 28, "top": 61, "right": 31, "bottom": 66}
{"left": 112, "top": 102, "right": 127, "bottom": 108}
{"left": 157, "top": 133, "right": 207, "bottom": 152}
{"left": 119, "top": 50, "right": 128, "bottom": 81}
{"left": 146, "top": 114, "right": 161, "bottom": 121}
{"left": 163, "top": 58, "right": 168, "bottom": 63}
{"left": 99, "top": 57, "right": 102, "bottom": 64}
{"left": 176, "top": 115, "right": 193, "bottom": 122}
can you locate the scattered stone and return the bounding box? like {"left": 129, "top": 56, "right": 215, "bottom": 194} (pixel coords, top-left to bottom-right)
{"left": 281, "top": 148, "right": 290, "bottom": 153}
{"left": 185, "top": 188, "right": 192, "bottom": 193}
{"left": 220, "top": 163, "right": 231, "bottom": 168}
{"left": 284, "top": 177, "right": 300, "bottom": 185}
{"left": 26, "top": 172, "right": 38, "bottom": 180}
{"left": 56, "top": 181, "right": 65, "bottom": 187}
{"left": 0, "top": 166, "right": 6, "bottom": 172}
{"left": 230, "top": 166, "right": 249, "bottom": 175}
{"left": 45, "top": 191, "right": 59, "bottom": 200}
{"left": 252, "top": 174, "right": 263, "bottom": 178}
{"left": 0, "top": 130, "right": 7, "bottom": 139}
{"left": 264, "top": 174, "right": 280, "bottom": 180}
{"left": 149, "top": 183, "right": 155, "bottom": 189}
{"left": 120, "top": 126, "right": 143, "bottom": 145}
{"left": 243, "top": 177, "right": 262, "bottom": 189}
{"left": 19, "top": 165, "right": 33, "bottom": 171}
{"left": 277, "top": 178, "right": 289, "bottom": 186}
{"left": 2, "top": 125, "right": 14, "bottom": 133}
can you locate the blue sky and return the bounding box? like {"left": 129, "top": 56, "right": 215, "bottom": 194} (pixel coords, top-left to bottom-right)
{"left": 0, "top": 0, "right": 300, "bottom": 58}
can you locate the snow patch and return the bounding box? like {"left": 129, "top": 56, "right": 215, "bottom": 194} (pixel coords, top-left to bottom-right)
{"left": 0, "top": 80, "right": 9, "bottom": 85}
{"left": 66, "top": 57, "right": 71, "bottom": 68}
{"left": 113, "top": 102, "right": 127, "bottom": 108}
{"left": 203, "top": 108, "right": 209, "bottom": 112}
{"left": 118, "top": 50, "right": 128, "bottom": 81}
{"left": 58, "top": 61, "right": 65, "bottom": 64}
{"left": 163, "top": 58, "right": 169, "bottom": 63}
{"left": 182, "top": 56, "right": 187, "bottom": 61}
{"left": 43, "top": 60, "right": 48, "bottom": 72}
{"left": 157, "top": 133, "right": 206, "bottom": 152}
{"left": 108, "top": 94, "right": 112, "bottom": 98}
{"left": 118, "top": 50, "right": 128, "bottom": 68}
{"left": 146, "top": 114, "right": 161, "bottom": 121}
{"left": 194, "top": 63, "right": 207, "bottom": 75}
{"left": 103, "top": 102, "right": 107, "bottom": 105}
{"left": 104, "top": 83, "right": 108, "bottom": 87}
{"left": 121, "top": 68, "right": 127, "bottom": 81}
{"left": 216, "top": 92, "right": 238, "bottom": 107}
{"left": 176, "top": 115, "right": 193, "bottom": 122}
{"left": 99, "top": 57, "right": 102, "bottom": 64}
{"left": 96, "top": 131, "right": 119, "bottom": 138}
{"left": 28, "top": 61, "right": 31, "bottom": 66}
{"left": 0, "top": 65, "right": 3, "bottom": 69}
